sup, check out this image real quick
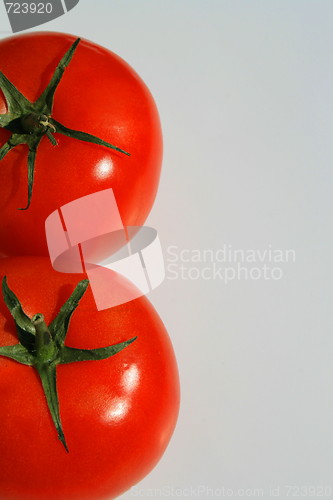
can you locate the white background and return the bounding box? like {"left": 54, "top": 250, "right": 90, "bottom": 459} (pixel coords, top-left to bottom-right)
{"left": 1, "top": 1, "right": 332, "bottom": 499}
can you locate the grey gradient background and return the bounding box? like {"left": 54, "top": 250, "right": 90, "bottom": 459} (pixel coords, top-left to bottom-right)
{"left": 0, "top": 1, "right": 332, "bottom": 499}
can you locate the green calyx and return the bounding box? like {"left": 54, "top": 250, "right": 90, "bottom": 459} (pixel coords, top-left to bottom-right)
{"left": 0, "top": 277, "right": 136, "bottom": 452}
{"left": 0, "top": 38, "right": 130, "bottom": 210}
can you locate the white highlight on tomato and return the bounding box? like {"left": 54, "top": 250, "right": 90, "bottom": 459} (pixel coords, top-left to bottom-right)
{"left": 104, "top": 398, "right": 130, "bottom": 423}
{"left": 94, "top": 158, "right": 113, "bottom": 180}
{"left": 121, "top": 364, "right": 140, "bottom": 393}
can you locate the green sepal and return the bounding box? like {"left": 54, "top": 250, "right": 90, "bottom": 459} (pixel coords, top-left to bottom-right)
{"left": 2, "top": 277, "right": 36, "bottom": 351}
{"left": 26, "top": 148, "right": 37, "bottom": 210}
{"left": 18, "top": 144, "right": 40, "bottom": 211}
{"left": 0, "top": 131, "right": 40, "bottom": 165}
{"left": 16, "top": 325, "right": 36, "bottom": 353}
{"left": 0, "top": 71, "right": 31, "bottom": 115}
{"left": 37, "top": 363, "right": 68, "bottom": 452}
{"left": 46, "top": 130, "right": 58, "bottom": 146}
{"left": 0, "top": 142, "right": 14, "bottom": 160}
{"left": 0, "top": 141, "right": 13, "bottom": 160}
{"left": 2, "top": 277, "right": 36, "bottom": 335}
{"left": 0, "top": 344, "right": 34, "bottom": 365}
{"left": 58, "top": 337, "right": 137, "bottom": 364}
{"left": 35, "top": 38, "right": 80, "bottom": 115}
{"left": 51, "top": 119, "right": 130, "bottom": 156}
{"left": 49, "top": 279, "right": 89, "bottom": 344}
{"left": 0, "top": 112, "right": 19, "bottom": 128}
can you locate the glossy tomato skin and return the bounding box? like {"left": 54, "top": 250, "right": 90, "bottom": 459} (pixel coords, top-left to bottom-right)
{"left": 0, "top": 32, "right": 163, "bottom": 256}
{"left": 0, "top": 257, "right": 179, "bottom": 500}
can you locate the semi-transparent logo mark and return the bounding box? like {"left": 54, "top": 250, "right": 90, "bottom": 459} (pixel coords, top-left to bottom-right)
{"left": 45, "top": 189, "right": 165, "bottom": 310}
{"left": 3, "top": 0, "right": 80, "bottom": 33}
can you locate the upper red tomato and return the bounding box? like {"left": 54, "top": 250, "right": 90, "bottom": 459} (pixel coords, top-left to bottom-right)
{"left": 0, "top": 32, "right": 162, "bottom": 256}
{"left": 0, "top": 257, "right": 179, "bottom": 500}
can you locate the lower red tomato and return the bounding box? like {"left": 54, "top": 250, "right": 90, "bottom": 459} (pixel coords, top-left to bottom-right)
{"left": 0, "top": 257, "right": 179, "bottom": 500}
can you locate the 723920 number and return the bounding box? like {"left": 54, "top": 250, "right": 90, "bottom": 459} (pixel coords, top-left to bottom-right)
{"left": 5, "top": 2, "right": 52, "bottom": 14}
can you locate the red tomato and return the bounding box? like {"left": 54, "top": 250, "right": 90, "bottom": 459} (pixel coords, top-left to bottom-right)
{"left": 0, "top": 257, "right": 179, "bottom": 500}
{"left": 0, "top": 32, "right": 162, "bottom": 256}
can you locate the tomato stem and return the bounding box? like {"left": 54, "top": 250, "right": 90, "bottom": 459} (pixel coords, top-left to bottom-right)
{"left": 32, "top": 313, "right": 55, "bottom": 360}
{"left": 0, "top": 38, "right": 130, "bottom": 209}
{"left": 0, "top": 277, "right": 137, "bottom": 452}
